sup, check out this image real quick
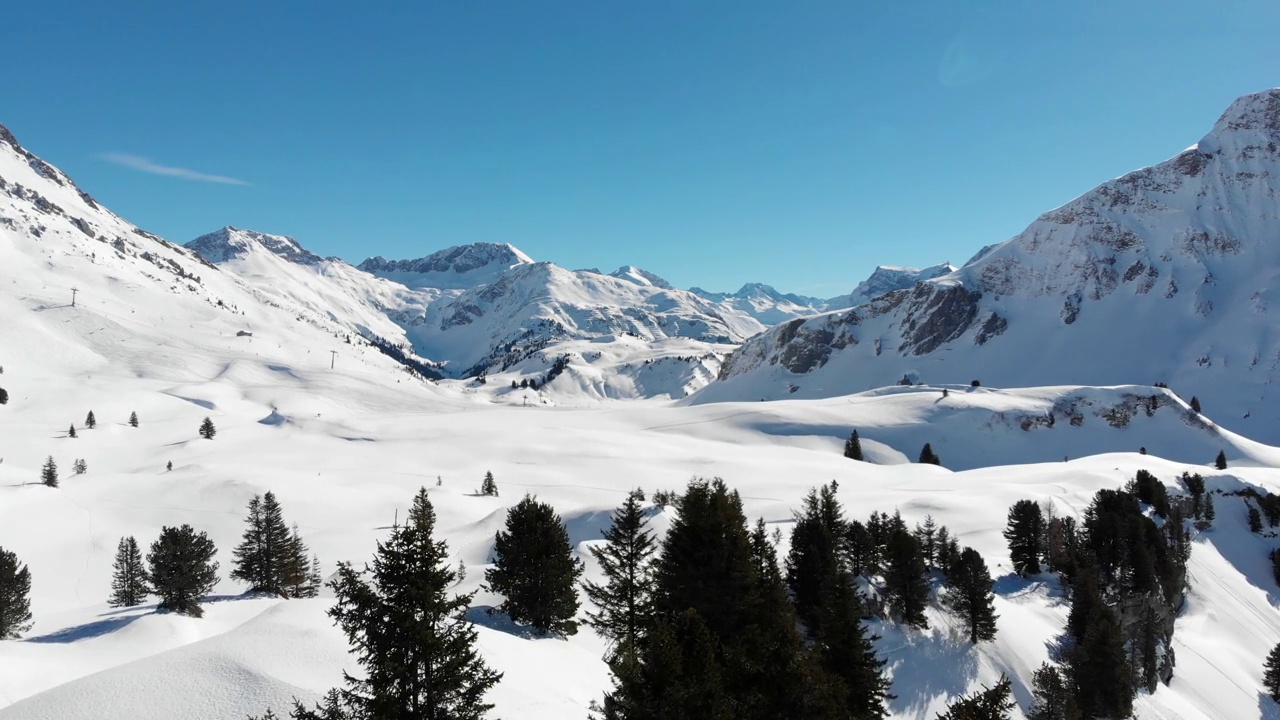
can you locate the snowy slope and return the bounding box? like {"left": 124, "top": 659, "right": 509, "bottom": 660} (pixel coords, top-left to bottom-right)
{"left": 825, "top": 262, "right": 959, "bottom": 310}
{"left": 359, "top": 242, "right": 534, "bottom": 290}
{"left": 707, "top": 89, "right": 1280, "bottom": 445}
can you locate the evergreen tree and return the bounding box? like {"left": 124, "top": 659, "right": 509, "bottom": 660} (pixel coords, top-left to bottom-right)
{"left": 261, "top": 487, "right": 501, "bottom": 720}
{"left": 166, "top": 460, "right": 173, "bottom": 472}
{"left": 232, "top": 492, "right": 293, "bottom": 596}
{"left": 918, "top": 443, "right": 940, "bottom": 465}
{"left": 147, "top": 524, "right": 219, "bottom": 617}
{"left": 479, "top": 471, "right": 498, "bottom": 497}
{"left": 883, "top": 523, "right": 930, "bottom": 629}
{"left": 1070, "top": 607, "right": 1132, "bottom": 719}
{"left": 843, "top": 430, "right": 864, "bottom": 461}
{"left": 129, "top": 411, "right": 139, "bottom": 427}
{"left": 41, "top": 455, "right": 58, "bottom": 487}
{"left": 944, "top": 547, "right": 998, "bottom": 644}
{"left": 485, "top": 496, "right": 583, "bottom": 635}
{"left": 1004, "top": 499, "right": 1044, "bottom": 576}
{"left": 109, "top": 536, "right": 151, "bottom": 607}
{"left": 85, "top": 410, "right": 96, "bottom": 429}
{"left": 0, "top": 547, "right": 33, "bottom": 639}
{"left": 1026, "top": 663, "right": 1076, "bottom": 720}
{"left": 785, "top": 482, "right": 846, "bottom": 638}
{"left": 914, "top": 515, "right": 939, "bottom": 570}
{"left": 199, "top": 416, "right": 216, "bottom": 439}
{"left": 0, "top": 387, "right": 7, "bottom": 405}
{"left": 845, "top": 519, "right": 878, "bottom": 578}
{"left": 282, "top": 524, "right": 319, "bottom": 599}
{"left": 814, "top": 570, "right": 892, "bottom": 719}
{"left": 68, "top": 424, "right": 77, "bottom": 438}
{"left": 72, "top": 458, "right": 87, "bottom": 475}
{"left": 1249, "top": 504, "right": 1264, "bottom": 533}
{"left": 1202, "top": 493, "right": 1216, "bottom": 529}
{"left": 1264, "top": 642, "right": 1280, "bottom": 702}
{"left": 583, "top": 489, "right": 657, "bottom": 656}
{"left": 935, "top": 676, "right": 1014, "bottom": 719}
{"left": 1215, "top": 450, "right": 1228, "bottom": 470}
{"left": 609, "top": 609, "right": 732, "bottom": 720}
{"left": 1189, "top": 396, "right": 1201, "bottom": 413}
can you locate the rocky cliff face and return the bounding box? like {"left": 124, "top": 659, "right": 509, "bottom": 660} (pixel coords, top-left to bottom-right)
{"left": 703, "top": 89, "right": 1280, "bottom": 443}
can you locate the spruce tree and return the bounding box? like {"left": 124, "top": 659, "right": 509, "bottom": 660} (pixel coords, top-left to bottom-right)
{"left": 231, "top": 492, "right": 293, "bottom": 595}
{"left": 1189, "top": 396, "right": 1201, "bottom": 413}
{"left": 109, "top": 536, "right": 151, "bottom": 607}
{"left": 883, "top": 523, "right": 930, "bottom": 629}
{"left": 1249, "top": 504, "right": 1264, "bottom": 533}
{"left": 918, "top": 443, "right": 940, "bottom": 465}
{"left": 129, "top": 411, "right": 139, "bottom": 427}
{"left": 1026, "top": 663, "right": 1075, "bottom": 720}
{"left": 814, "top": 570, "right": 892, "bottom": 719}
{"left": 265, "top": 487, "right": 501, "bottom": 720}
{"left": 1003, "top": 499, "right": 1044, "bottom": 576}
{"left": 935, "top": 676, "right": 1014, "bottom": 719}
{"left": 785, "top": 482, "right": 846, "bottom": 638}
{"left": 1264, "top": 642, "right": 1280, "bottom": 702}
{"left": 0, "top": 547, "right": 33, "bottom": 639}
{"left": 945, "top": 547, "right": 998, "bottom": 644}
{"left": 1215, "top": 450, "right": 1228, "bottom": 470}
{"left": 68, "top": 424, "right": 77, "bottom": 438}
{"left": 610, "top": 609, "right": 732, "bottom": 720}
{"left": 41, "top": 456, "right": 58, "bottom": 487}
{"left": 199, "top": 416, "right": 216, "bottom": 439}
{"left": 0, "top": 387, "right": 7, "bottom": 405}
{"left": 583, "top": 489, "right": 657, "bottom": 655}
{"left": 480, "top": 471, "right": 498, "bottom": 497}
{"left": 485, "top": 495, "right": 583, "bottom": 635}
{"left": 282, "top": 524, "right": 318, "bottom": 599}
{"left": 843, "top": 430, "right": 864, "bottom": 461}
{"left": 915, "top": 515, "right": 938, "bottom": 570}
{"left": 72, "top": 458, "right": 87, "bottom": 475}
{"left": 1202, "top": 493, "right": 1215, "bottom": 529}
{"left": 85, "top": 410, "right": 96, "bottom": 429}
{"left": 147, "top": 524, "right": 219, "bottom": 617}
{"left": 1070, "top": 607, "right": 1132, "bottom": 719}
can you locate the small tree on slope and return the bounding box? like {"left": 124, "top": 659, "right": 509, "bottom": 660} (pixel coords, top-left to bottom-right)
{"left": 485, "top": 496, "right": 583, "bottom": 635}
{"left": 1264, "top": 642, "right": 1280, "bottom": 702}
{"left": 231, "top": 492, "right": 293, "bottom": 596}
{"left": 583, "top": 489, "right": 657, "bottom": 653}
{"left": 129, "top": 411, "right": 138, "bottom": 427}
{"left": 85, "top": 410, "right": 96, "bottom": 429}
{"left": 0, "top": 547, "right": 33, "bottom": 639}
{"left": 199, "top": 416, "right": 216, "bottom": 440}
{"left": 843, "top": 430, "right": 864, "bottom": 461}
{"left": 480, "top": 471, "right": 498, "bottom": 497}
{"left": 147, "top": 525, "right": 219, "bottom": 617}
{"left": 918, "top": 443, "right": 940, "bottom": 465}
{"left": 256, "top": 487, "right": 501, "bottom": 720}
{"left": 935, "top": 676, "right": 1014, "bottom": 719}
{"left": 41, "top": 456, "right": 58, "bottom": 488}
{"left": 1215, "top": 450, "right": 1228, "bottom": 470}
{"left": 944, "top": 547, "right": 998, "bottom": 644}
{"left": 109, "top": 536, "right": 151, "bottom": 607}
{"left": 1003, "top": 499, "right": 1045, "bottom": 576}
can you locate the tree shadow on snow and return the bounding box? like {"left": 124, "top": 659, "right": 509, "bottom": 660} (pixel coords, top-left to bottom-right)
{"left": 26, "top": 614, "right": 144, "bottom": 643}
{"left": 993, "top": 572, "right": 1068, "bottom": 607}
{"left": 465, "top": 605, "right": 553, "bottom": 641}
{"left": 883, "top": 628, "right": 979, "bottom": 716}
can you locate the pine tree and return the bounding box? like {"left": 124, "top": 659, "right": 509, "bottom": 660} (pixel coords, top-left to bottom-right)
{"left": 814, "top": 571, "right": 892, "bottom": 719}
{"left": 166, "top": 460, "right": 173, "bottom": 472}
{"left": 1004, "top": 499, "right": 1045, "bottom": 576}
{"left": 1190, "top": 396, "right": 1201, "bottom": 413}
{"left": 785, "top": 482, "right": 846, "bottom": 637}
{"left": 843, "top": 430, "right": 864, "bottom": 461}
{"left": 199, "top": 416, "right": 216, "bottom": 440}
{"left": 282, "top": 524, "right": 317, "bottom": 598}
{"left": 68, "top": 424, "right": 77, "bottom": 438}
{"left": 883, "top": 523, "right": 930, "bottom": 629}
{"left": 0, "top": 387, "right": 8, "bottom": 405}
{"left": 41, "top": 455, "right": 58, "bottom": 488}
{"left": 109, "top": 536, "right": 151, "bottom": 607}
{"left": 72, "top": 458, "right": 87, "bottom": 475}
{"left": 85, "top": 410, "right": 96, "bottom": 429}
{"left": 944, "top": 547, "right": 998, "bottom": 644}
{"left": 129, "top": 411, "right": 139, "bottom": 427}
{"left": 915, "top": 515, "right": 938, "bottom": 570}
{"left": 480, "top": 471, "right": 498, "bottom": 497}
{"left": 232, "top": 492, "right": 293, "bottom": 596}
{"left": 918, "top": 443, "right": 940, "bottom": 465}
{"left": 307, "top": 555, "right": 324, "bottom": 598}
{"left": 485, "top": 496, "right": 583, "bottom": 635}
{"left": 1070, "top": 607, "right": 1132, "bottom": 719}
{"left": 610, "top": 609, "right": 732, "bottom": 720}
{"left": 1264, "top": 642, "right": 1280, "bottom": 702}
{"left": 584, "top": 489, "right": 657, "bottom": 657}
{"left": 1215, "top": 450, "right": 1228, "bottom": 470}
{"left": 0, "top": 547, "right": 33, "bottom": 639}
{"left": 1249, "top": 504, "right": 1264, "bottom": 533}
{"left": 1202, "top": 493, "right": 1216, "bottom": 528}
{"left": 1027, "top": 663, "right": 1076, "bottom": 720}
{"left": 147, "top": 525, "right": 219, "bottom": 617}
{"left": 264, "top": 487, "right": 501, "bottom": 720}
{"left": 935, "top": 676, "right": 1014, "bottom": 719}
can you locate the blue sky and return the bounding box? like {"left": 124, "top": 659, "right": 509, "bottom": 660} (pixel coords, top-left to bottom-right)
{"left": 4, "top": 2, "right": 1279, "bottom": 296}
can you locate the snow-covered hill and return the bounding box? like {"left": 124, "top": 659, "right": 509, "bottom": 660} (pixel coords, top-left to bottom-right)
{"left": 825, "top": 262, "right": 959, "bottom": 310}
{"left": 706, "top": 88, "right": 1280, "bottom": 445}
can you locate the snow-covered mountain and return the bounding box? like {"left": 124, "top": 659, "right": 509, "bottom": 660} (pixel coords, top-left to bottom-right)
{"left": 359, "top": 242, "right": 533, "bottom": 290}
{"left": 690, "top": 282, "right": 829, "bottom": 324}
{"left": 825, "top": 262, "right": 958, "bottom": 309}
{"left": 703, "top": 88, "right": 1280, "bottom": 444}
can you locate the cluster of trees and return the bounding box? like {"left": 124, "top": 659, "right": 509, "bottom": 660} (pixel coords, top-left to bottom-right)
{"left": 1008, "top": 472, "right": 1194, "bottom": 717}
{"left": 230, "top": 492, "right": 323, "bottom": 599}
{"left": 842, "top": 429, "right": 941, "bottom": 466}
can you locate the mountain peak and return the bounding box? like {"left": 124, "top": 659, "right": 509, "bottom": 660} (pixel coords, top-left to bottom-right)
{"left": 358, "top": 242, "right": 534, "bottom": 290}
{"left": 1197, "top": 88, "right": 1280, "bottom": 155}
{"left": 186, "top": 226, "right": 323, "bottom": 265}
{"left": 609, "top": 265, "right": 674, "bottom": 290}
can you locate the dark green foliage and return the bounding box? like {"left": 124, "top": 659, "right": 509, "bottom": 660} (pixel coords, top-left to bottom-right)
{"left": 129, "top": 411, "right": 138, "bottom": 427}
{"left": 282, "top": 524, "right": 322, "bottom": 599}
{"left": 1270, "top": 549, "right": 1280, "bottom": 589}
{"left": 1249, "top": 504, "right": 1264, "bottom": 533}
{"left": 883, "top": 521, "right": 930, "bottom": 629}
{"left": 845, "top": 519, "right": 878, "bottom": 578}
{"left": 0, "top": 387, "right": 8, "bottom": 404}
{"left": 479, "top": 471, "right": 498, "bottom": 497}
{"left": 935, "top": 675, "right": 1013, "bottom": 719}
{"left": 918, "top": 443, "right": 940, "bottom": 465}
{"left": 68, "top": 424, "right": 77, "bottom": 438}
{"left": 944, "top": 547, "right": 998, "bottom": 644}
{"left": 166, "top": 461, "right": 173, "bottom": 472}
{"left": 1081, "top": 489, "right": 1182, "bottom": 599}
{"left": 1003, "top": 499, "right": 1044, "bottom": 576}
{"left": 199, "top": 416, "right": 216, "bottom": 439}
{"left": 1070, "top": 608, "right": 1133, "bottom": 719}
{"left": 265, "top": 487, "right": 501, "bottom": 720}
{"left": 1066, "top": 557, "right": 1101, "bottom": 642}
{"left": 843, "top": 430, "right": 864, "bottom": 461}
{"left": 109, "top": 536, "right": 151, "bottom": 607}
{"left": 85, "top": 410, "right": 96, "bottom": 429}
{"left": 1264, "top": 642, "right": 1280, "bottom": 702}
{"left": 232, "top": 492, "right": 295, "bottom": 596}
{"left": 1138, "top": 605, "right": 1160, "bottom": 692}
{"left": 1202, "top": 493, "right": 1215, "bottom": 529}
{"left": 785, "top": 482, "right": 846, "bottom": 638}
{"left": 651, "top": 489, "right": 677, "bottom": 509}
{"left": 1215, "top": 450, "right": 1228, "bottom": 470}
{"left": 814, "top": 571, "right": 892, "bottom": 719}
{"left": 0, "top": 547, "right": 33, "bottom": 639}
{"left": 41, "top": 456, "right": 58, "bottom": 488}
{"left": 584, "top": 489, "right": 657, "bottom": 655}
{"left": 72, "top": 458, "right": 87, "bottom": 475}
{"left": 147, "top": 524, "right": 220, "bottom": 617}
{"left": 610, "top": 609, "right": 732, "bottom": 720}
{"left": 1026, "top": 663, "right": 1076, "bottom": 720}
{"left": 1182, "top": 472, "right": 1206, "bottom": 519}
{"left": 485, "top": 496, "right": 583, "bottom": 635}
{"left": 1129, "top": 469, "right": 1170, "bottom": 517}
{"left": 1189, "top": 396, "right": 1201, "bottom": 413}
{"left": 1044, "top": 516, "right": 1077, "bottom": 576}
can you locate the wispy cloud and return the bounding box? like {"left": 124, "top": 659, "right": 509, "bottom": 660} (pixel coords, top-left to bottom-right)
{"left": 97, "top": 152, "right": 250, "bottom": 186}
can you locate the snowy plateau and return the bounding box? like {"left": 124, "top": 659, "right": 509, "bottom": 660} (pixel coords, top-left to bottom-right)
{"left": 2, "top": 90, "right": 1280, "bottom": 720}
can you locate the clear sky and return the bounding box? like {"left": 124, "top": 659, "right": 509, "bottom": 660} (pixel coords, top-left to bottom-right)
{"left": 3, "top": 1, "right": 1278, "bottom": 296}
